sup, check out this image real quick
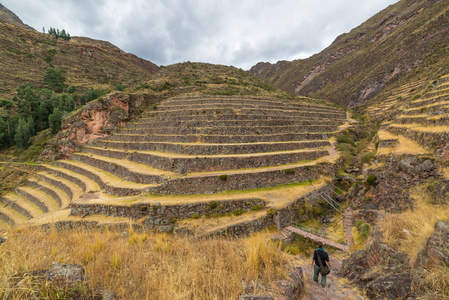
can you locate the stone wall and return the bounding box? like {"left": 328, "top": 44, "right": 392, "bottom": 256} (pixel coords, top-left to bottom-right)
{"left": 0, "top": 196, "right": 32, "bottom": 219}
{"left": 108, "top": 132, "right": 330, "bottom": 143}
{"left": 37, "top": 173, "right": 74, "bottom": 200}
{"left": 78, "top": 147, "right": 328, "bottom": 173}
{"left": 273, "top": 183, "right": 334, "bottom": 229}
{"left": 26, "top": 180, "right": 62, "bottom": 208}
{"left": 70, "top": 198, "right": 266, "bottom": 221}
{"left": 70, "top": 153, "right": 165, "bottom": 184}
{"left": 38, "top": 165, "right": 87, "bottom": 193}
{"left": 126, "top": 119, "right": 342, "bottom": 129}
{"left": 54, "top": 161, "right": 146, "bottom": 196}
{"left": 119, "top": 125, "right": 338, "bottom": 135}
{"left": 93, "top": 140, "right": 330, "bottom": 155}
{"left": 149, "top": 162, "right": 334, "bottom": 195}
{"left": 16, "top": 188, "right": 49, "bottom": 213}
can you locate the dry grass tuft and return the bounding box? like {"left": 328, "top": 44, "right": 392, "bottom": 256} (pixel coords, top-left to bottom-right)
{"left": 0, "top": 228, "right": 288, "bottom": 299}
{"left": 418, "top": 265, "right": 449, "bottom": 298}
{"left": 380, "top": 184, "right": 448, "bottom": 265}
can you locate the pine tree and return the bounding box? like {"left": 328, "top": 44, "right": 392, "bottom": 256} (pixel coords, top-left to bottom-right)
{"left": 49, "top": 108, "right": 64, "bottom": 134}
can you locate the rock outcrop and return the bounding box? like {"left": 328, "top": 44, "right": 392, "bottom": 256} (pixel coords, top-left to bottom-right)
{"left": 6, "top": 262, "right": 118, "bottom": 300}
{"left": 40, "top": 92, "right": 144, "bottom": 160}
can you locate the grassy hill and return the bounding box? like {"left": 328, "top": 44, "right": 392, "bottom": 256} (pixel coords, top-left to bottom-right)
{"left": 0, "top": 18, "right": 159, "bottom": 98}
{"left": 250, "top": 0, "right": 449, "bottom": 108}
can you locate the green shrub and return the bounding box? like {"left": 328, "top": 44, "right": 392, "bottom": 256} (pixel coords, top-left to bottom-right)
{"left": 361, "top": 152, "right": 375, "bottom": 164}
{"left": 0, "top": 99, "right": 13, "bottom": 109}
{"left": 251, "top": 204, "right": 264, "bottom": 211}
{"left": 267, "top": 208, "right": 278, "bottom": 216}
{"left": 284, "top": 169, "right": 295, "bottom": 174}
{"left": 412, "top": 94, "right": 421, "bottom": 100}
{"left": 219, "top": 174, "right": 228, "bottom": 181}
{"left": 336, "top": 135, "right": 355, "bottom": 146}
{"left": 375, "top": 141, "right": 380, "bottom": 149}
{"left": 337, "top": 143, "right": 356, "bottom": 155}
{"left": 209, "top": 201, "right": 218, "bottom": 210}
{"left": 420, "top": 107, "right": 427, "bottom": 113}
{"left": 366, "top": 174, "right": 378, "bottom": 186}
{"left": 357, "top": 222, "right": 371, "bottom": 242}
{"left": 192, "top": 213, "right": 200, "bottom": 219}
{"left": 233, "top": 209, "right": 245, "bottom": 216}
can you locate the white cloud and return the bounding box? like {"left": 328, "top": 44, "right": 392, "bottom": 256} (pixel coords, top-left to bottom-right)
{"left": 2, "top": 0, "right": 399, "bottom": 69}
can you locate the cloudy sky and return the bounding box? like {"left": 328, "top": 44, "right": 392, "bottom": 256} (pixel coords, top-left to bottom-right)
{"left": 3, "top": 0, "right": 398, "bottom": 69}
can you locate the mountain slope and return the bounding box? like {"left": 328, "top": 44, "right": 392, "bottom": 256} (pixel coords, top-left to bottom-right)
{"left": 0, "top": 13, "right": 159, "bottom": 96}
{"left": 0, "top": 3, "right": 33, "bottom": 30}
{"left": 250, "top": 0, "right": 449, "bottom": 108}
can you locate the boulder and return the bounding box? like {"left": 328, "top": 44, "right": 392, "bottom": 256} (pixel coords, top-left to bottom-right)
{"left": 365, "top": 272, "right": 413, "bottom": 300}
{"left": 46, "top": 263, "right": 85, "bottom": 287}
{"left": 416, "top": 220, "right": 449, "bottom": 269}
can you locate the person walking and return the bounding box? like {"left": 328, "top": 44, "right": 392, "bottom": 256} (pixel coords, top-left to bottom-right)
{"left": 312, "top": 241, "right": 331, "bottom": 288}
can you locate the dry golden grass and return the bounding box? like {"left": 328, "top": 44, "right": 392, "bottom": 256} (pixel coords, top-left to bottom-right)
{"left": 389, "top": 124, "right": 449, "bottom": 133}
{"left": 418, "top": 264, "right": 449, "bottom": 298}
{"left": 380, "top": 184, "right": 448, "bottom": 265}
{"left": 377, "top": 130, "right": 431, "bottom": 155}
{"left": 0, "top": 229, "right": 289, "bottom": 300}
{"left": 442, "top": 167, "right": 449, "bottom": 179}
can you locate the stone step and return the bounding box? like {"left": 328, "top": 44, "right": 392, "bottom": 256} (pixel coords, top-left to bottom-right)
{"left": 38, "top": 164, "right": 100, "bottom": 194}
{"left": 408, "top": 94, "right": 449, "bottom": 108}
{"left": 149, "top": 162, "right": 333, "bottom": 195}
{"left": 71, "top": 152, "right": 169, "bottom": 183}
{"left": 139, "top": 113, "right": 329, "bottom": 122}
{"left": 54, "top": 160, "right": 158, "bottom": 196}
{"left": 422, "top": 87, "right": 449, "bottom": 99}
{"left": 79, "top": 147, "right": 329, "bottom": 173}
{"left": 386, "top": 125, "right": 447, "bottom": 149}
{"left": 126, "top": 119, "right": 343, "bottom": 129}
{"left": 0, "top": 204, "right": 28, "bottom": 226}
{"left": 403, "top": 103, "right": 449, "bottom": 115}
{"left": 26, "top": 179, "right": 71, "bottom": 209}
{"left": 0, "top": 219, "right": 10, "bottom": 229}
{"left": 93, "top": 140, "right": 330, "bottom": 155}
{"left": 1, "top": 193, "right": 43, "bottom": 219}
{"left": 16, "top": 186, "right": 60, "bottom": 213}
{"left": 37, "top": 171, "right": 84, "bottom": 202}
{"left": 118, "top": 125, "right": 338, "bottom": 135}
{"left": 107, "top": 132, "right": 332, "bottom": 144}
{"left": 157, "top": 102, "right": 345, "bottom": 115}
{"left": 161, "top": 96, "right": 344, "bottom": 113}
{"left": 69, "top": 198, "right": 266, "bottom": 221}
{"left": 146, "top": 107, "right": 346, "bottom": 120}
{"left": 395, "top": 116, "right": 449, "bottom": 126}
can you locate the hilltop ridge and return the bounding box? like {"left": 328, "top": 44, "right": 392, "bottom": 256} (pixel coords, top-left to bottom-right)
{"left": 251, "top": 0, "right": 449, "bottom": 108}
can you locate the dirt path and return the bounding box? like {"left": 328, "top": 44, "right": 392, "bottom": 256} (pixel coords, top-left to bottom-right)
{"left": 292, "top": 256, "right": 366, "bottom": 300}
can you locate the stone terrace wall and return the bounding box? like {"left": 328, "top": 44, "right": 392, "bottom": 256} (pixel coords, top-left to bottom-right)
{"left": 119, "top": 125, "right": 338, "bottom": 135}
{"left": 70, "top": 198, "right": 266, "bottom": 221}
{"left": 150, "top": 163, "right": 334, "bottom": 195}
{"left": 196, "top": 182, "right": 335, "bottom": 238}
{"left": 93, "top": 140, "right": 330, "bottom": 155}
{"left": 77, "top": 148, "right": 329, "bottom": 173}
{"left": 108, "top": 132, "right": 330, "bottom": 143}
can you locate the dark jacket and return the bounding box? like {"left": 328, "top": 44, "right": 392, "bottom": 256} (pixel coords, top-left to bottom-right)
{"left": 313, "top": 249, "right": 329, "bottom": 268}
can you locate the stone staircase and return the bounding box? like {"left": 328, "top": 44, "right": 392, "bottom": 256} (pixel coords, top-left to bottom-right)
{"left": 375, "top": 74, "right": 449, "bottom": 156}
{"left": 0, "top": 95, "right": 348, "bottom": 232}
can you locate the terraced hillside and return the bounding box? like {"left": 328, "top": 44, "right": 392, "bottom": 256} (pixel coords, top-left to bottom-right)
{"left": 0, "top": 94, "right": 347, "bottom": 235}
{"left": 375, "top": 74, "right": 449, "bottom": 159}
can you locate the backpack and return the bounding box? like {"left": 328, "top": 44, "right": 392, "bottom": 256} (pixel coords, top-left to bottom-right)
{"left": 316, "top": 250, "right": 330, "bottom": 276}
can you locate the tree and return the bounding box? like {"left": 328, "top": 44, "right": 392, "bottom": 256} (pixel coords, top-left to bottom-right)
{"left": 44, "top": 67, "right": 66, "bottom": 92}
{"left": 0, "top": 117, "right": 8, "bottom": 149}
{"left": 49, "top": 108, "right": 64, "bottom": 134}
{"left": 14, "top": 118, "right": 31, "bottom": 148}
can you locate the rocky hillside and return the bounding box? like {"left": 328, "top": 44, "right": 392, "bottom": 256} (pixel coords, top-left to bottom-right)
{"left": 0, "top": 8, "right": 159, "bottom": 97}
{"left": 0, "top": 3, "right": 33, "bottom": 30}
{"left": 250, "top": 0, "right": 449, "bottom": 108}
